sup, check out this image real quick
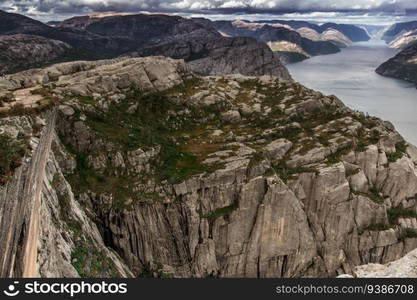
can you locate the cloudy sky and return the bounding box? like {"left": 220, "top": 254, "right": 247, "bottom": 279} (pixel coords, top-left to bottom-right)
{"left": 1, "top": 0, "right": 417, "bottom": 23}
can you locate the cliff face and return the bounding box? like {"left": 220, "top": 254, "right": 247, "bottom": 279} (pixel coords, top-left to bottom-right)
{"left": 1, "top": 57, "right": 417, "bottom": 278}
{"left": 376, "top": 43, "right": 417, "bottom": 86}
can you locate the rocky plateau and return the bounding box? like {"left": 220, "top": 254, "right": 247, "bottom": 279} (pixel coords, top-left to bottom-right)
{"left": 1, "top": 56, "right": 417, "bottom": 278}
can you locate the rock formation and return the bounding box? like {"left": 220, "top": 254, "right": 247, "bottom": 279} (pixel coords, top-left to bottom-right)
{"left": 1, "top": 56, "right": 417, "bottom": 278}
{"left": 339, "top": 248, "right": 417, "bottom": 277}
{"left": 376, "top": 43, "right": 417, "bottom": 86}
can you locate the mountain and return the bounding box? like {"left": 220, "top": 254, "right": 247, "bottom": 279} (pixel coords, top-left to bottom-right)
{"left": 2, "top": 56, "right": 417, "bottom": 277}
{"left": 254, "top": 20, "right": 370, "bottom": 42}
{"left": 381, "top": 21, "right": 417, "bottom": 49}
{"left": 0, "top": 11, "right": 289, "bottom": 78}
{"left": 319, "top": 23, "right": 370, "bottom": 42}
{"left": 192, "top": 19, "right": 341, "bottom": 63}
{"left": 0, "top": 34, "right": 73, "bottom": 74}
{"left": 382, "top": 21, "right": 417, "bottom": 43}
{"left": 389, "top": 29, "right": 417, "bottom": 49}
{"left": 56, "top": 13, "right": 220, "bottom": 45}
{"left": 358, "top": 24, "right": 386, "bottom": 39}
{"left": 0, "top": 10, "right": 136, "bottom": 58}
{"left": 376, "top": 43, "right": 417, "bottom": 86}
{"left": 195, "top": 19, "right": 372, "bottom": 64}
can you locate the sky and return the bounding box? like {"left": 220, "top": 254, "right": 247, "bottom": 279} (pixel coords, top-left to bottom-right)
{"left": 1, "top": 0, "right": 417, "bottom": 24}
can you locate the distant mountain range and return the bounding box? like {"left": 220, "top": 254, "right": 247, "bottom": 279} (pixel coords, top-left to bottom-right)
{"left": 192, "top": 18, "right": 371, "bottom": 63}
{"left": 0, "top": 10, "right": 371, "bottom": 75}
{"left": 0, "top": 10, "right": 290, "bottom": 78}
{"left": 376, "top": 21, "right": 417, "bottom": 86}
{"left": 376, "top": 43, "right": 417, "bottom": 86}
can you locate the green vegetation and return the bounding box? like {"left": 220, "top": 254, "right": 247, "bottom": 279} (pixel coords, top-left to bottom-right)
{"left": 0, "top": 101, "right": 55, "bottom": 118}
{"left": 202, "top": 201, "right": 239, "bottom": 219}
{"left": 326, "top": 144, "right": 353, "bottom": 165}
{"left": 30, "top": 87, "right": 51, "bottom": 97}
{"left": 138, "top": 262, "right": 174, "bottom": 278}
{"left": 270, "top": 162, "right": 318, "bottom": 182}
{"left": 399, "top": 228, "right": 417, "bottom": 241}
{"left": 71, "top": 242, "right": 119, "bottom": 277}
{"left": 387, "top": 205, "right": 417, "bottom": 225}
{"left": 345, "top": 167, "right": 361, "bottom": 177}
{"left": 0, "top": 133, "right": 28, "bottom": 184}
{"left": 386, "top": 141, "right": 408, "bottom": 163}
{"left": 352, "top": 185, "right": 384, "bottom": 204}
{"left": 65, "top": 85, "right": 232, "bottom": 208}
{"left": 366, "top": 223, "right": 391, "bottom": 231}
{"left": 247, "top": 152, "right": 265, "bottom": 170}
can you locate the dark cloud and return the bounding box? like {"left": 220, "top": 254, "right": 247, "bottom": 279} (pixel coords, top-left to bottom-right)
{"left": 1, "top": 0, "right": 417, "bottom": 21}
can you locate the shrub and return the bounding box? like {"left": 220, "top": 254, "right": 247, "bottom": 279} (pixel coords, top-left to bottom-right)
{"left": 399, "top": 228, "right": 417, "bottom": 241}
{"left": 202, "top": 201, "right": 239, "bottom": 219}
{"left": 366, "top": 223, "right": 391, "bottom": 231}
{"left": 387, "top": 141, "right": 408, "bottom": 163}
{"left": 387, "top": 205, "right": 417, "bottom": 225}
{"left": 0, "top": 133, "right": 26, "bottom": 184}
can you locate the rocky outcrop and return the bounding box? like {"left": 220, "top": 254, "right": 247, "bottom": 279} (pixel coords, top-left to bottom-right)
{"left": 0, "top": 34, "right": 72, "bottom": 74}
{"left": 339, "top": 248, "right": 417, "bottom": 277}
{"left": 1, "top": 57, "right": 417, "bottom": 278}
{"left": 376, "top": 43, "right": 417, "bottom": 86}
{"left": 139, "top": 37, "right": 291, "bottom": 78}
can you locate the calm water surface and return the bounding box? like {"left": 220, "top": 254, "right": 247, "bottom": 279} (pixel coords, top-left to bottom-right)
{"left": 287, "top": 40, "right": 417, "bottom": 145}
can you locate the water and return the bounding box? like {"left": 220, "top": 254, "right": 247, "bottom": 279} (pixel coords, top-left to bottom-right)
{"left": 287, "top": 40, "right": 417, "bottom": 145}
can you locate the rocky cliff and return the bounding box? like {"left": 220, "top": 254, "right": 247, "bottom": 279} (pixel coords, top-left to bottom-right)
{"left": 0, "top": 34, "right": 73, "bottom": 74}
{"left": 1, "top": 57, "right": 417, "bottom": 278}
{"left": 376, "top": 43, "right": 417, "bottom": 86}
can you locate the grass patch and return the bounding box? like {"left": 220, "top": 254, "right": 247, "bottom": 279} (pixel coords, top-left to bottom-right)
{"left": 0, "top": 133, "right": 29, "bottom": 184}
{"left": 352, "top": 185, "right": 384, "bottom": 204}
{"left": 326, "top": 144, "right": 353, "bottom": 165}
{"left": 71, "top": 242, "right": 119, "bottom": 277}
{"left": 138, "top": 262, "right": 174, "bottom": 278}
{"left": 366, "top": 223, "right": 391, "bottom": 231}
{"left": 386, "top": 141, "right": 408, "bottom": 163}
{"left": 270, "top": 162, "right": 318, "bottom": 182}
{"left": 202, "top": 201, "right": 239, "bottom": 220}
{"left": 399, "top": 228, "right": 417, "bottom": 241}
{"left": 387, "top": 205, "right": 417, "bottom": 225}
